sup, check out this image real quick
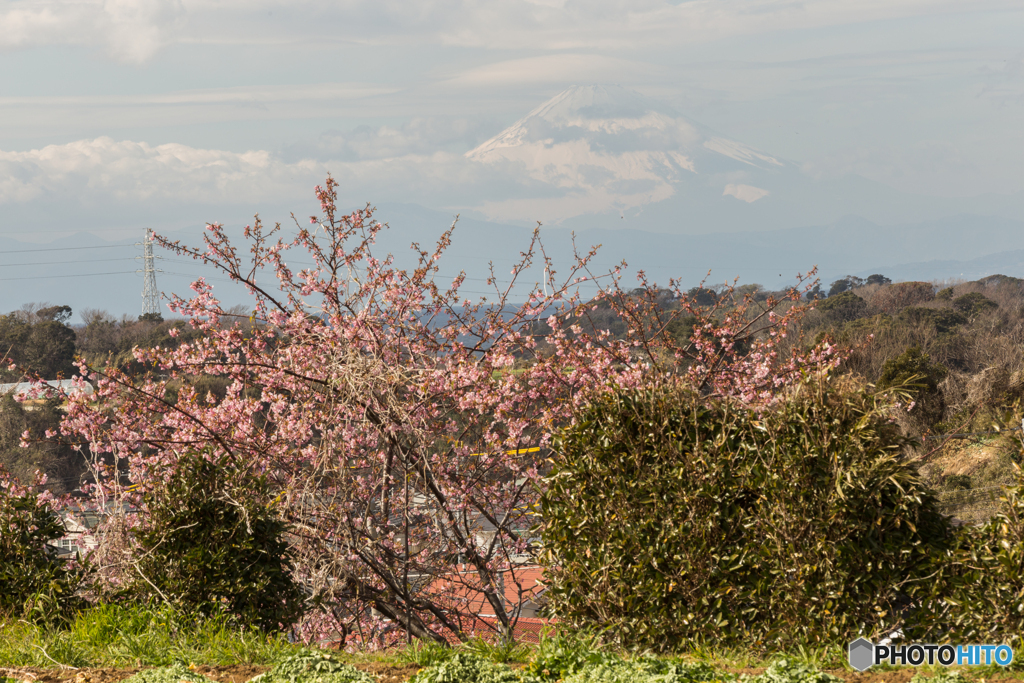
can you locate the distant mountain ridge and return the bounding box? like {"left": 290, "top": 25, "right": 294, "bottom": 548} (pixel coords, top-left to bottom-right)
{"left": 854, "top": 249, "right": 1024, "bottom": 285}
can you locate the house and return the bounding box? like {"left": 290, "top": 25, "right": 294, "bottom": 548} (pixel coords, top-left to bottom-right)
{"left": 49, "top": 508, "right": 102, "bottom": 558}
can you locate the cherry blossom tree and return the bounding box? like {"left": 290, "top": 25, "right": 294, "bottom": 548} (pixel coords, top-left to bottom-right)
{"left": 54, "top": 176, "right": 840, "bottom": 646}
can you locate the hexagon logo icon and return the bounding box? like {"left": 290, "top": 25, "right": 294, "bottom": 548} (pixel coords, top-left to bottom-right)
{"left": 849, "top": 637, "right": 875, "bottom": 672}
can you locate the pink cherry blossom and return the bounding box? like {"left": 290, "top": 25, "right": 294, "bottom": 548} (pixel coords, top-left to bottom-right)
{"left": 14, "top": 175, "right": 849, "bottom": 648}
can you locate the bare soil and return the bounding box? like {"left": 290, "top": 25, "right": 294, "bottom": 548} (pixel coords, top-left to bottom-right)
{"left": 0, "top": 666, "right": 267, "bottom": 683}
{"left": 0, "top": 663, "right": 422, "bottom": 683}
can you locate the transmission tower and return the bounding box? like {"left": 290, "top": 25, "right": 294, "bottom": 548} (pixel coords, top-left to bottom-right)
{"left": 138, "top": 229, "right": 161, "bottom": 316}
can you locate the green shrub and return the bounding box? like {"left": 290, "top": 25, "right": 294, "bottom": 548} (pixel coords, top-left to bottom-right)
{"left": 409, "top": 652, "right": 522, "bottom": 683}
{"left": 897, "top": 307, "right": 966, "bottom": 334}
{"left": 877, "top": 346, "right": 946, "bottom": 396}
{"left": 952, "top": 292, "right": 998, "bottom": 317}
{"left": 538, "top": 376, "right": 952, "bottom": 650}
{"left": 818, "top": 291, "right": 867, "bottom": 323}
{"left": 130, "top": 453, "right": 305, "bottom": 632}
{"left": 876, "top": 346, "right": 947, "bottom": 428}
{"left": 827, "top": 276, "right": 863, "bottom": 297}
{"left": 0, "top": 465, "right": 83, "bottom": 622}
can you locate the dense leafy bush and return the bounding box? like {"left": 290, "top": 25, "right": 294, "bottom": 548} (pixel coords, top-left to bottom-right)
{"left": 131, "top": 453, "right": 305, "bottom": 631}
{"left": 877, "top": 346, "right": 947, "bottom": 429}
{"left": 0, "top": 465, "right": 82, "bottom": 621}
{"left": 538, "top": 376, "right": 952, "bottom": 650}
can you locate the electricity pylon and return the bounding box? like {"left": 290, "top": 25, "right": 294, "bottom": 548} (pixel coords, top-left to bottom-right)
{"left": 138, "top": 229, "right": 162, "bottom": 317}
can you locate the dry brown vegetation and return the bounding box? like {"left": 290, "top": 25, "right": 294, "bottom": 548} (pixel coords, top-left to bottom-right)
{"left": 796, "top": 274, "right": 1024, "bottom": 516}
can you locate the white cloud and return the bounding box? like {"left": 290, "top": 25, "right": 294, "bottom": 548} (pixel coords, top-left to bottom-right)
{"left": 0, "top": 132, "right": 676, "bottom": 228}
{"left": 283, "top": 118, "right": 497, "bottom": 162}
{"left": 0, "top": 0, "right": 186, "bottom": 62}
{"left": 442, "top": 54, "right": 665, "bottom": 87}
{"left": 722, "top": 183, "right": 769, "bottom": 203}
{"left": 0, "top": 136, "right": 521, "bottom": 213}
{"left": 0, "top": 137, "right": 320, "bottom": 205}
{"left": 0, "top": 83, "right": 398, "bottom": 108}
{"left": 3, "top": 0, "right": 1020, "bottom": 61}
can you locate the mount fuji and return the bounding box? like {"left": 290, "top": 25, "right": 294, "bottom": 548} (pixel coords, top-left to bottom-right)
{"left": 466, "top": 84, "right": 792, "bottom": 224}
{"left": 462, "top": 84, "right": 1017, "bottom": 235}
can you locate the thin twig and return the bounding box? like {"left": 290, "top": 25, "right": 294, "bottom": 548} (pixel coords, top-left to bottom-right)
{"left": 30, "top": 645, "right": 79, "bottom": 671}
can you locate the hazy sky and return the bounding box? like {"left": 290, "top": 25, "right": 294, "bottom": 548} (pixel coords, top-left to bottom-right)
{"left": 1, "top": 0, "right": 1023, "bottom": 241}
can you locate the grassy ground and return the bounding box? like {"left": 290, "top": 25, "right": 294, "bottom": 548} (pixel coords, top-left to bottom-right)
{"left": 3, "top": 605, "right": 1024, "bottom": 683}
{"left": 0, "top": 604, "right": 302, "bottom": 669}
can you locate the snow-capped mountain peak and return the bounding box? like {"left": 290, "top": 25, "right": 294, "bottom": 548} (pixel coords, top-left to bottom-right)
{"left": 465, "top": 85, "right": 790, "bottom": 222}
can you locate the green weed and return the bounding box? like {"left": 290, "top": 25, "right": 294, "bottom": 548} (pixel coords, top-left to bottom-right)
{"left": 739, "top": 658, "right": 840, "bottom": 683}
{"left": 122, "top": 664, "right": 217, "bottom": 683}
{"left": 525, "top": 630, "right": 618, "bottom": 682}
{"left": 408, "top": 652, "right": 521, "bottom": 683}
{"left": 0, "top": 603, "right": 304, "bottom": 668}
{"left": 250, "top": 650, "right": 373, "bottom": 683}
{"left": 462, "top": 637, "right": 533, "bottom": 665}
{"left": 397, "top": 639, "right": 457, "bottom": 668}
{"left": 910, "top": 672, "right": 970, "bottom": 683}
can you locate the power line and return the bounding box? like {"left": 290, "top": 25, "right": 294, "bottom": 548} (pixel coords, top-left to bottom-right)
{"left": 0, "top": 270, "right": 136, "bottom": 282}
{"left": 0, "top": 257, "right": 138, "bottom": 268}
{"left": 0, "top": 243, "right": 135, "bottom": 254}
